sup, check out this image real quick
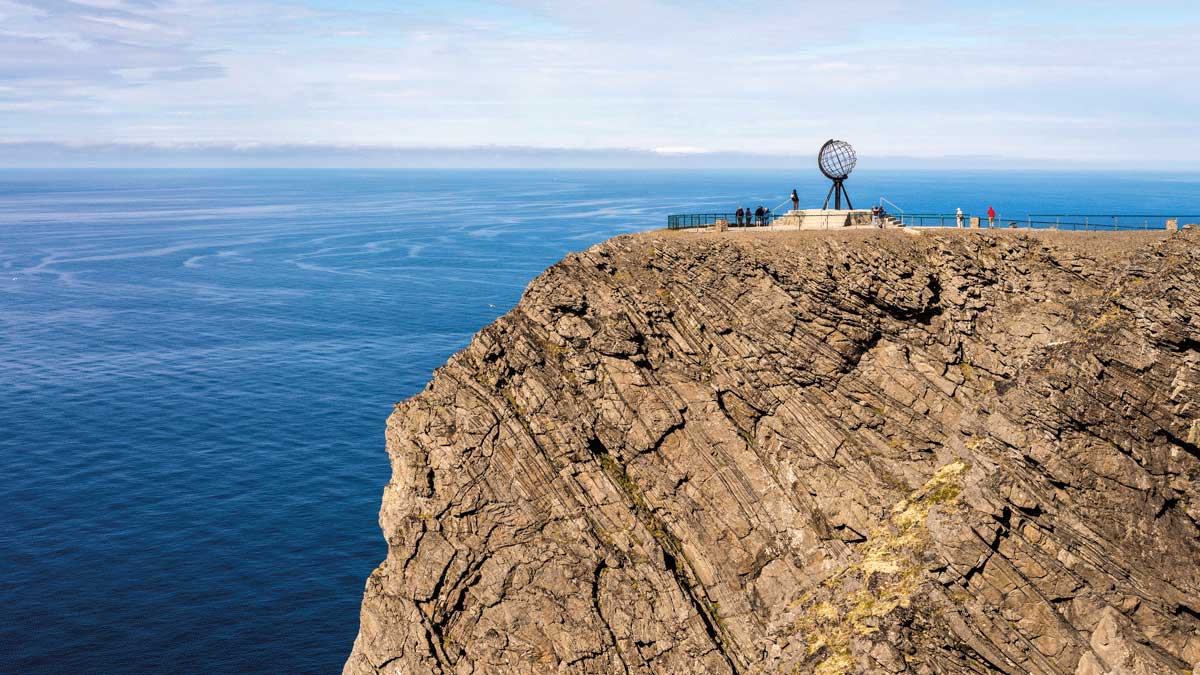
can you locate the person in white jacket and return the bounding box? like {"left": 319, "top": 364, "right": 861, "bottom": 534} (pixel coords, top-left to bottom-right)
{"left": 956, "top": 207, "right": 964, "bottom": 228}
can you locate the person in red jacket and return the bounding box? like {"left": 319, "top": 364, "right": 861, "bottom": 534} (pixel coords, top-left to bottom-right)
{"left": 987, "top": 205, "right": 996, "bottom": 228}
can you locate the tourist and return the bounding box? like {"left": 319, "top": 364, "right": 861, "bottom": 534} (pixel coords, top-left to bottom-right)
{"left": 755, "top": 205, "right": 764, "bottom": 226}
{"left": 791, "top": 189, "right": 799, "bottom": 212}
{"left": 956, "top": 207, "right": 964, "bottom": 228}
{"left": 987, "top": 205, "right": 996, "bottom": 228}
{"left": 736, "top": 206, "right": 744, "bottom": 226}
{"left": 871, "top": 206, "right": 881, "bottom": 227}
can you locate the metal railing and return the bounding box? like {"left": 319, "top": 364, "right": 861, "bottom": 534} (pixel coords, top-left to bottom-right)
{"left": 1023, "top": 214, "right": 1200, "bottom": 230}
{"left": 667, "top": 211, "right": 775, "bottom": 229}
{"left": 890, "top": 213, "right": 974, "bottom": 227}
{"left": 886, "top": 213, "right": 1200, "bottom": 230}
{"left": 669, "top": 210, "right": 1200, "bottom": 231}
{"left": 879, "top": 198, "right": 904, "bottom": 222}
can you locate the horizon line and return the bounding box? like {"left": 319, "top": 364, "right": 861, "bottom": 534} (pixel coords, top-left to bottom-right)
{"left": 2, "top": 141, "right": 1198, "bottom": 171}
{"left": 4, "top": 166, "right": 1199, "bottom": 173}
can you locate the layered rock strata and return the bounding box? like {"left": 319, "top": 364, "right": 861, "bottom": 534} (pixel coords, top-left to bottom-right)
{"left": 346, "top": 229, "right": 1200, "bottom": 675}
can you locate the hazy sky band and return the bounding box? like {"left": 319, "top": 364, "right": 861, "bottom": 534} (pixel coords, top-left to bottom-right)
{"left": 1, "top": 0, "right": 1197, "bottom": 165}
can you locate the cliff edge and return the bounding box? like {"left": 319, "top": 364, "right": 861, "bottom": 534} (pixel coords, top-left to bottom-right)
{"left": 345, "top": 229, "right": 1200, "bottom": 675}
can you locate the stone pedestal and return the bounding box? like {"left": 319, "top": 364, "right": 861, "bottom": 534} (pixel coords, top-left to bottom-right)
{"left": 771, "top": 209, "right": 871, "bottom": 229}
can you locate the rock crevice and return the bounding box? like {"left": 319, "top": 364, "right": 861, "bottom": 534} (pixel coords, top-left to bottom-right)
{"left": 345, "top": 229, "right": 1200, "bottom": 675}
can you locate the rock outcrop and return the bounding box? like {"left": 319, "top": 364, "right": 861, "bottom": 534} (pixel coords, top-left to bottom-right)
{"left": 345, "top": 229, "right": 1200, "bottom": 675}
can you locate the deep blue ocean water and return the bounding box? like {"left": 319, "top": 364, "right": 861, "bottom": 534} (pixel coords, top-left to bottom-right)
{"left": 2, "top": 168, "right": 1199, "bottom": 674}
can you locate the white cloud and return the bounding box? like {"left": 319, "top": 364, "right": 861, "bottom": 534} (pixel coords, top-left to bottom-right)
{"left": 79, "top": 14, "right": 161, "bottom": 33}
{"left": 0, "top": 28, "right": 93, "bottom": 50}
{"left": 654, "top": 147, "right": 711, "bottom": 155}
{"left": 0, "top": 0, "right": 1197, "bottom": 164}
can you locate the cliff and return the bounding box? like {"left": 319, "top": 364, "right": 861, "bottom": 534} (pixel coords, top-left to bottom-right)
{"left": 345, "top": 229, "right": 1200, "bottom": 675}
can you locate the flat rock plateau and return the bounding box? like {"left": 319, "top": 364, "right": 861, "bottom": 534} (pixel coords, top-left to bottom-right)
{"left": 345, "top": 229, "right": 1200, "bottom": 675}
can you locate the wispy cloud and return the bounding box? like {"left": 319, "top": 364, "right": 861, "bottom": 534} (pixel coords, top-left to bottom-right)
{"left": 0, "top": 0, "right": 1197, "bottom": 165}
{"left": 7, "top": 140, "right": 1196, "bottom": 169}
{"left": 653, "top": 147, "right": 711, "bottom": 156}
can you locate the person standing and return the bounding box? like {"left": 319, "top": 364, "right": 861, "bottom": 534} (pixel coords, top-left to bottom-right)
{"left": 755, "top": 205, "right": 764, "bottom": 226}
{"left": 736, "top": 206, "right": 744, "bottom": 226}
{"left": 987, "top": 205, "right": 996, "bottom": 228}
{"left": 791, "top": 189, "right": 800, "bottom": 212}
{"left": 956, "top": 207, "right": 964, "bottom": 228}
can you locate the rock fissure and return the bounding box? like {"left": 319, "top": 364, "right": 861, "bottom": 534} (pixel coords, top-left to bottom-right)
{"left": 346, "top": 230, "right": 1200, "bottom": 675}
{"left": 591, "top": 560, "right": 631, "bottom": 675}
{"left": 587, "top": 435, "right": 744, "bottom": 674}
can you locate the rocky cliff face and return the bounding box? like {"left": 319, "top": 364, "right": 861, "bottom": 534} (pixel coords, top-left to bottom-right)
{"left": 345, "top": 229, "right": 1200, "bottom": 675}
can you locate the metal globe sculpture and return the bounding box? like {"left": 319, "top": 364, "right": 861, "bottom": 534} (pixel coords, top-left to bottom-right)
{"left": 818, "top": 139, "right": 856, "bottom": 209}
{"left": 818, "top": 139, "right": 857, "bottom": 180}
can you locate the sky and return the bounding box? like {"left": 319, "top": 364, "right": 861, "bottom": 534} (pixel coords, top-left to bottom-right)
{"left": 1, "top": 0, "right": 1198, "bottom": 167}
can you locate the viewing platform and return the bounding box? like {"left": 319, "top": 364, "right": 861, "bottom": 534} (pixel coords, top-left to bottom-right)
{"left": 667, "top": 210, "right": 1200, "bottom": 232}
{"left": 767, "top": 209, "right": 875, "bottom": 229}
{"left": 667, "top": 209, "right": 878, "bottom": 231}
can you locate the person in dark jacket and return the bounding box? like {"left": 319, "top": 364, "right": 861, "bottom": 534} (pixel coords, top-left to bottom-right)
{"left": 755, "top": 205, "right": 764, "bottom": 226}
{"left": 736, "top": 207, "right": 744, "bottom": 226}
{"left": 791, "top": 189, "right": 799, "bottom": 212}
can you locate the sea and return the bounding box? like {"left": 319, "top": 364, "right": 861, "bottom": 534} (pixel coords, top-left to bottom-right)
{"left": 3, "top": 168, "right": 1199, "bottom": 674}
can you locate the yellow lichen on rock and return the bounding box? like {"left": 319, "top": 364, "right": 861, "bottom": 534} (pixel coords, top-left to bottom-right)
{"left": 791, "top": 460, "right": 971, "bottom": 675}
{"left": 346, "top": 230, "right": 1200, "bottom": 675}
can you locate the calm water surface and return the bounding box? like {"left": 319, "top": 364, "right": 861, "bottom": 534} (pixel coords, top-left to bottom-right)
{"left": 2, "top": 169, "right": 1198, "bottom": 674}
